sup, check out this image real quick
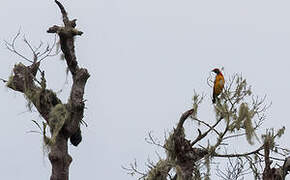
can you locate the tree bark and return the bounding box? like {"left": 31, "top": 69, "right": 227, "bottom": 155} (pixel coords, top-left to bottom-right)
{"left": 49, "top": 132, "right": 72, "bottom": 180}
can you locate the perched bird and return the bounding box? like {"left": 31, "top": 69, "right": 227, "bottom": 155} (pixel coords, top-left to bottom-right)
{"left": 212, "top": 68, "right": 225, "bottom": 103}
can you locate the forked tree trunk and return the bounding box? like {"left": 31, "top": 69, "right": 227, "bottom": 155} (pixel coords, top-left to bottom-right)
{"left": 6, "top": 1, "right": 89, "bottom": 180}
{"left": 46, "top": 1, "right": 89, "bottom": 179}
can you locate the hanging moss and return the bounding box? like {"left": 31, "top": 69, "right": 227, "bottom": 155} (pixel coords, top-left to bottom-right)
{"left": 6, "top": 62, "right": 31, "bottom": 90}
{"left": 146, "top": 159, "right": 171, "bottom": 180}
{"left": 261, "top": 127, "right": 285, "bottom": 151}
{"left": 164, "top": 129, "right": 185, "bottom": 162}
{"left": 47, "top": 103, "right": 68, "bottom": 145}
{"left": 214, "top": 100, "right": 228, "bottom": 121}
{"left": 277, "top": 126, "right": 285, "bottom": 138}
{"left": 24, "top": 88, "right": 42, "bottom": 111}
{"left": 192, "top": 92, "right": 203, "bottom": 119}
{"left": 235, "top": 103, "right": 256, "bottom": 144}
{"left": 236, "top": 103, "right": 248, "bottom": 129}
{"left": 164, "top": 132, "right": 177, "bottom": 161}
{"left": 6, "top": 73, "right": 15, "bottom": 89}
{"left": 42, "top": 122, "right": 51, "bottom": 146}
{"left": 244, "top": 110, "right": 255, "bottom": 145}
{"left": 24, "top": 87, "right": 61, "bottom": 112}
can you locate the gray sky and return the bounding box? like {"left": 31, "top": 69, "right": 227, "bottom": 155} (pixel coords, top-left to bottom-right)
{"left": 1, "top": 0, "right": 290, "bottom": 179}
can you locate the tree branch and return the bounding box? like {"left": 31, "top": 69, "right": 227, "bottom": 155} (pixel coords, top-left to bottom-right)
{"left": 54, "top": 0, "right": 70, "bottom": 26}
{"left": 47, "top": 0, "right": 90, "bottom": 147}
{"left": 214, "top": 146, "right": 264, "bottom": 158}
{"left": 176, "top": 108, "right": 194, "bottom": 132}
{"left": 191, "top": 117, "right": 220, "bottom": 136}
{"left": 190, "top": 116, "right": 224, "bottom": 146}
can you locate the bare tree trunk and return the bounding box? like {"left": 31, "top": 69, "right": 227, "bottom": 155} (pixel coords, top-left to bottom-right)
{"left": 49, "top": 132, "right": 72, "bottom": 180}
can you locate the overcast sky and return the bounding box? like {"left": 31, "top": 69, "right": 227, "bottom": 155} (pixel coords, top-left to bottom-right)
{"left": 1, "top": 0, "right": 290, "bottom": 179}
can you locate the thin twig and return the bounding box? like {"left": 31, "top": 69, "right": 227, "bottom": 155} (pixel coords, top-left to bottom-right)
{"left": 214, "top": 146, "right": 264, "bottom": 158}
{"left": 191, "top": 117, "right": 220, "bottom": 136}
{"left": 4, "top": 30, "right": 33, "bottom": 63}
{"left": 191, "top": 116, "right": 224, "bottom": 146}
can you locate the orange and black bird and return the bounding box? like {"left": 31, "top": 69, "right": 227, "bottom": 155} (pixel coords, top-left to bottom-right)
{"left": 212, "top": 68, "right": 225, "bottom": 103}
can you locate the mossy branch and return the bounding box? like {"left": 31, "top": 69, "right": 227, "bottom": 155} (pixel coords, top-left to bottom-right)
{"left": 129, "top": 73, "right": 289, "bottom": 180}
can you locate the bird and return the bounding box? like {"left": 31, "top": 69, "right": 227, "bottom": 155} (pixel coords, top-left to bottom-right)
{"left": 212, "top": 68, "right": 225, "bottom": 103}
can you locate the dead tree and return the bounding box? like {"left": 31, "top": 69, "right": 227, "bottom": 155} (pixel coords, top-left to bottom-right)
{"left": 124, "top": 73, "right": 290, "bottom": 180}
{"left": 4, "top": 1, "right": 89, "bottom": 180}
